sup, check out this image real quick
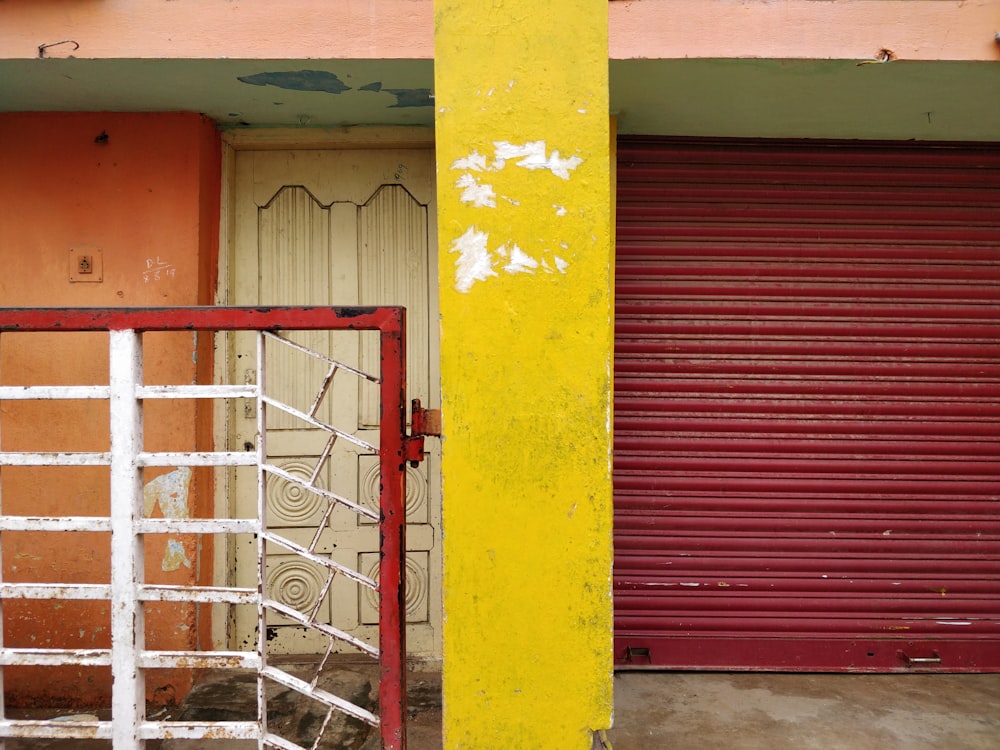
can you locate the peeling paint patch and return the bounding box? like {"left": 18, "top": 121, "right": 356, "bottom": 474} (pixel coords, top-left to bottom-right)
{"left": 450, "top": 227, "right": 569, "bottom": 292}
{"left": 446, "top": 141, "right": 582, "bottom": 289}
{"left": 384, "top": 88, "right": 434, "bottom": 108}
{"left": 152, "top": 469, "right": 194, "bottom": 565}
{"left": 492, "top": 140, "right": 583, "bottom": 179}
{"left": 143, "top": 466, "right": 192, "bottom": 519}
{"left": 452, "top": 151, "right": 488, "bottom": 172}
{"left": 357, "top": 80, "right": 432, "bottom": 107}
{"left": 451, "top": 141, "right": 584, "bottom": 180}
{"left": 237, "top": 70, "right": 351, "bottom": 94}
{"left": 450, "top": 227, "right": 497, "bottom": 293}
{"left": 455, "top": 174, "right": 496, "bottom": 208}
{"left": 502, "top": 244, "right": 538, "bottom": 275}
{"left": 162, "top": 539, "right": 192, "bottom": 572}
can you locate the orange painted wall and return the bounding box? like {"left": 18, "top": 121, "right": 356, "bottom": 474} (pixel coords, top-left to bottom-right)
{"left": 609, "top": 0, "right": 1000, "bottom": 62}
{"left": 0, "top": 0, "right": 996, "bottom": 62}
{"left": 0, "top": 111, "right": 221, "bottom": 708}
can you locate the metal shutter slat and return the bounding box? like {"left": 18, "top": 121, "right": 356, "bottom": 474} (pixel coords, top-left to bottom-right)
{"left": 613, "top": 137, "right": 1000, "bottom": 672}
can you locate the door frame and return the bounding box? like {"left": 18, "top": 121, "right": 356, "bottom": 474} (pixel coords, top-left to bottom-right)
{"left": 212, "top": 127, "right": 437, "bottom": 651}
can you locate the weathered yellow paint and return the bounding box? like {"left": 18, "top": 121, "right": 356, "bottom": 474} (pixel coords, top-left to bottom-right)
{"left": 434, "top": 2, "right": 612, "bottom": 748}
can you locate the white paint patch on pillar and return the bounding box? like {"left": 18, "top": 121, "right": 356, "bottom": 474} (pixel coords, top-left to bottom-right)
{"left": 445, "top": 141, "right": 582, "bottom": 290}
{"left": 451, "top": 143, "right": 582, "bottom": 180}
{"left": 492, "top": 140, "right": 583, "bottom": 179}
{"left": 450, "top": 226, "right": 497, "bottom": 293}
{"left": 503, "top": 245, "right": 539, "bottom": 274}
{"left": 455, "top": 173, "right": 497, "bottom": 208}
{"left": 451, "top": 151, "right": 488, "bottom": 172}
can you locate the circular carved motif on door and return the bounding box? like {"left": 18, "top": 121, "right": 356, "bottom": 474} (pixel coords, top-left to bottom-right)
{"left": 267, "top": 460, "right": 326, "bottom": 525}
{"left": 363, "top": 556, "right": 428, "bottom": 621}
{"left": 360, "top": 462, "right": 426, "bottom": 520}
{"left": 269, "top": 559, "right": 328, "bottom": 615}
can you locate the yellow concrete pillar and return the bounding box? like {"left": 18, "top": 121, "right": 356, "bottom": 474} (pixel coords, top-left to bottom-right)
{"left": 434, "top": 2, "right": 613, "bottom": 748}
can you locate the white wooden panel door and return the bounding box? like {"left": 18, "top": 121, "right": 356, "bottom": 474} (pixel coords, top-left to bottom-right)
{"left": 229, "top": 148, "right": 440, "bottom": 657}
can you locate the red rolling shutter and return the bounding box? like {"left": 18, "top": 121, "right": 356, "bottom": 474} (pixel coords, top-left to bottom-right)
{"left": 613, "top": 138, "right": 1000, "bottom": 671}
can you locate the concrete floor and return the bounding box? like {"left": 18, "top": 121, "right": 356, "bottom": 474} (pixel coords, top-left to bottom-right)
{"left": 4, "top": 671, "right": 999, "bottom": 749}
{"left": 605, "top": 672, "right": 1000, "bottom": 750}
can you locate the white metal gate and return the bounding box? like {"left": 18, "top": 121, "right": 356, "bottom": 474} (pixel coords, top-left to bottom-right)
{"left": 0, "top": 306, "right": 424, "bottom": 749}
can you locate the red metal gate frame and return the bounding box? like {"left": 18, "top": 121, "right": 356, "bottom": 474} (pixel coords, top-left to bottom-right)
{"left": 0, "top": 306, "right": 412, "bottom": 749}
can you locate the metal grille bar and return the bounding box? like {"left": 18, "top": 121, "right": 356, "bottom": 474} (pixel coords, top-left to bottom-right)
{"left": 0, "top": 306, "right": 409, "bottom": 749}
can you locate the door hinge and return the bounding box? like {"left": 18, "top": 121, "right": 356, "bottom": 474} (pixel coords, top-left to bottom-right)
{"left": 404, "top": 398, "right": 441, "bottom": 466}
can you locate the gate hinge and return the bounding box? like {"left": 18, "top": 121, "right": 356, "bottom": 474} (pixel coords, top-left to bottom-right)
{"left": 404, "top": 399, "right": 441, "bottom": 467}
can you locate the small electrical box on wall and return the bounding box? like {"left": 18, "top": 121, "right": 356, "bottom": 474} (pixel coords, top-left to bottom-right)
{"left": 69, "top": 247, "right": 103, "bottom": 283}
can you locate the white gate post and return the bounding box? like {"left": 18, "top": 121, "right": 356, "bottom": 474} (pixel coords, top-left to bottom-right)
{"left": 109, "top": 330, "right": 145, "bottom": 749}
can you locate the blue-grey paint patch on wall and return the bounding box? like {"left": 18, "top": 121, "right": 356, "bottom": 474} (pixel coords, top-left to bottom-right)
{"left": 360, "top": 82, "right": 383, "bottom": 92}
{"left": 383, "top": 88, "right": 433, "bottom": 108}
{"left": 237, "top": 70, "right": 351, "bottom": 94}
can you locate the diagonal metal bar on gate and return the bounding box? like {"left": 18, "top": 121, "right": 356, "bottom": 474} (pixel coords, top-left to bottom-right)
{"left": 309, "top": 432, "right": 338, "bottom": 487}
{"left": 260, "top": 396, "right": 377, "bottom": 452}
{"left": 310, "top": 640, "right": 338, "bottom": 690}
{"left": 303, "top": 433, "right": 343, "bottom": 553}
{"left": 310, "top": 706, "right": 339, "bottom": 750}
{"left": 307, "top": 489, "right": 340, "bottom": 554}
{"left": 262, "top": 600, "right": 379, "bottom": 658}
{"left": 263, "top": 731, "right": 319, "bottom": 750}
{"left": 263, "top": 331, "right": 380, "bottom": 383}
{"left": 261, "top": 665, "right": 379, "bottom": 726}
{"left": 308, "top": 362, "right": 339, "bottom": 420}
{"left": 307, "top": 569, "right": 337, "bottom": 622}
{"left": 263, "top": 734, "right": 307, "bottom": 750}
{"left": 261, "top": 532, "right": 376, "bottom": 590}
{"left": 261, "top": 464, "right": 378, "bottom": 521}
